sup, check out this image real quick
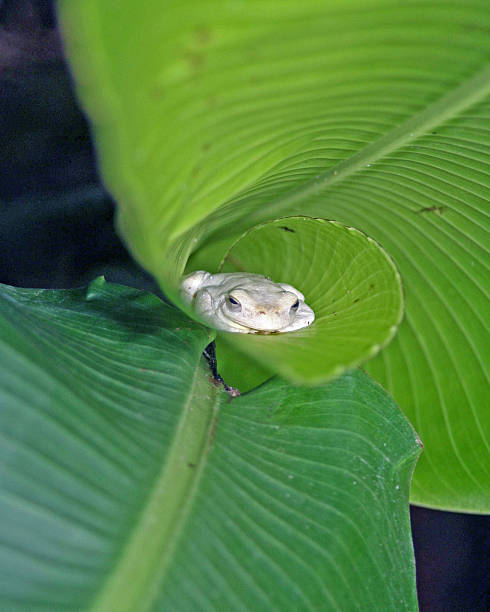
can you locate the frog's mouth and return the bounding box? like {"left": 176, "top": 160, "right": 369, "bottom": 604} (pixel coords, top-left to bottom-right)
{"left": 222, "top": 314, "right": 287, "bottom": 334}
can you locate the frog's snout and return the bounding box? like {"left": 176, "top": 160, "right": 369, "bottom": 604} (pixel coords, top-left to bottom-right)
{"left": 250, "top": 308, "right": 292, "bottom": 330}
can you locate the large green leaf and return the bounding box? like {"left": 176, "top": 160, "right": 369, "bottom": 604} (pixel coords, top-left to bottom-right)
{"left": 58, "top": 0, "right": 490, "bottom": 510}
{"left": 0, "top": 281, "right": 420, "bottom": 610}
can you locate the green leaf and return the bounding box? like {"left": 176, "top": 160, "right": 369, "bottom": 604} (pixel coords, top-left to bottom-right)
{"left": 58, "top": 0, "right": 489, "bottom": 510}
{"left": 217, "top": 217, "right": 403, "bottom": 386}
{"left": 0, "top": 281, "right": 420, "bottom": 610}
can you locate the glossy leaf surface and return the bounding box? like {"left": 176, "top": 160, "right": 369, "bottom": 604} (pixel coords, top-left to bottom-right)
{"left": 0, "top": 281, "right": 420, "bottom": 610}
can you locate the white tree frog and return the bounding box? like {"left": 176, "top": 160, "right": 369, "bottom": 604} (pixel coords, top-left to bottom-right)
{"left": 181, "top": 271, "right": 315, "bottom": 333}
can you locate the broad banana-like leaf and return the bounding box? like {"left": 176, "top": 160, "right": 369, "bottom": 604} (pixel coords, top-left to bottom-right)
{"left": 58, "top": 0, "right": 489, "bottom": 510}
{"left": 0, "top": 280, "right": 420, "bottom": 610}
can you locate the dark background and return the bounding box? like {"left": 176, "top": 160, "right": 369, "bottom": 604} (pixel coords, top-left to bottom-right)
{"left": 0, "top": 2, "right": 488, "bottom": 609}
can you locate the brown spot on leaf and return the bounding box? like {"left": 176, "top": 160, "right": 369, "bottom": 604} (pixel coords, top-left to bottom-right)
{"left": 194, "top": 26, "right": 212, "bottom": 45}
{"left": 183, "top": 49, "right": 205, "bottom": 70}
{"left": 150, "top": 84, "right": 165, "bottom": 98}
{"left": 221, "top": 255, "right": 246, "bottom": 272}
{"left": 208, "top": 414, "right": 219, "bottom": 450}
{"left": 415, "top": 206, "right": 446, "bottom": 215}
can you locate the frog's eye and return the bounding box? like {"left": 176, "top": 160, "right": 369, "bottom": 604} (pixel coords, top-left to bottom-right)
{"left": 291, "top": 299, "right": 300, "bottom": 311}
{"left": 227, "top": 295, "right": 242, "bottom": 310}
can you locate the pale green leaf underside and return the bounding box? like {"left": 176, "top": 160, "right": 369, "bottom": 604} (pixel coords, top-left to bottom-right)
{"left": 58, "top": 0, "right": 490, "bottom": 510}
{"left": 0, "top": 282, "right": 420, "bottom": 610}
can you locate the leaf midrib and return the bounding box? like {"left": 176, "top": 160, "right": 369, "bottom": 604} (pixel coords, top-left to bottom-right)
{"left": 91, "top": 358, "right": 221, "bottom": 612}
{"left": 203, "top": 64, "right": 490, "bottom": 242}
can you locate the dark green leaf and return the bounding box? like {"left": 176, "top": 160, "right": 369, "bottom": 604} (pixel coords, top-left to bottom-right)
{"left": 0, "top": 281, "right": 420, "bottom": 610}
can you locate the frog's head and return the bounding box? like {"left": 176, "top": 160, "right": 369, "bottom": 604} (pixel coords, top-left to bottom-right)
{"left": 220, "top": 284, "right": 301, "bottom": 332}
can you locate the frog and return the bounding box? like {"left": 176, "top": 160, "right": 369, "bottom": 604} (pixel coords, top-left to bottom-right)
{"left": 180, "top": 271, "right": 315, "bottom": 333}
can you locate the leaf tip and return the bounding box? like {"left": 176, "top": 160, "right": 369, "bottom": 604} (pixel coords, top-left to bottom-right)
{"left": 86, "top": 276, "right": 107, "bottom": 300}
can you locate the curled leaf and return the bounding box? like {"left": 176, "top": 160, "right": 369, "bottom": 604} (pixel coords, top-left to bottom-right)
{"left": 215, "top": 216, "right": 403, "bottom": 385}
